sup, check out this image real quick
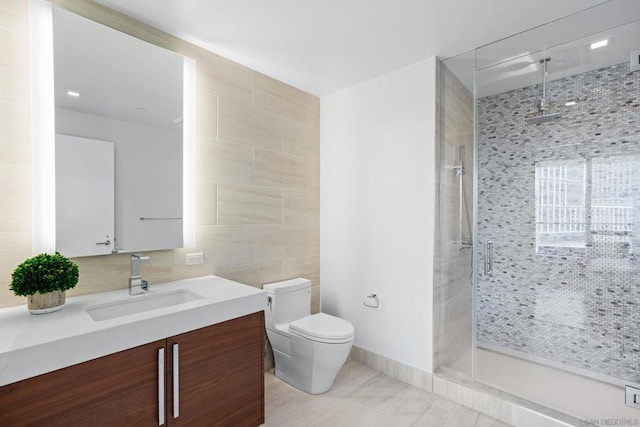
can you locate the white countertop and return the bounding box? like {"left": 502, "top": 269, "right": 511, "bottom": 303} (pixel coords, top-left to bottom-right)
{"left": 0, "top": 275, "right": 267, "bottom": 387}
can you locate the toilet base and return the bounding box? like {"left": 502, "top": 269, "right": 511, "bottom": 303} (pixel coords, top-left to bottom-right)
{"left": 270, "top": 334, "right": 353, "bottom": 394}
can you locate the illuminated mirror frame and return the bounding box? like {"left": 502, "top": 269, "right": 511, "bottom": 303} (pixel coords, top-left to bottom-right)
{"left": 29, "top": 0, "right": 196, "bottom": 254}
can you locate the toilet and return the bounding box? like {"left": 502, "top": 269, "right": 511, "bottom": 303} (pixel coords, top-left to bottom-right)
{"left": 263, "top": 278, "right": 354, "bottom": 394}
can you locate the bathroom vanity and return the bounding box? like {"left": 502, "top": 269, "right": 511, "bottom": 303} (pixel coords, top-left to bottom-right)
{"left": 0, "top": 276, "right": 266, "bottom": 426}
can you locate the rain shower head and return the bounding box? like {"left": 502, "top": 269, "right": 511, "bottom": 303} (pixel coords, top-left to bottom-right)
{"left": 525, "top": 112, "right": 562, "bottom": 125}
{"left": 527, "top": 57, "right": 562, "bottom": 125}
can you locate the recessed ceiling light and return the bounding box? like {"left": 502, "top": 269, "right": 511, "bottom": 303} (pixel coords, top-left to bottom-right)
{"left": 67, "top": 91, "right": 80, "bottom": 97}
{"left": 590, "top": 39, "right": 608, "bottom": 50}
{"left": 565, "top": 101, "right": 576, "bottom": 106}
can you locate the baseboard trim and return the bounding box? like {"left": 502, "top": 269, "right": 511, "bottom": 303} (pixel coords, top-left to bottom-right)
{"left": 349, "top": 346, "right": 433, "bottom": 391}
{"left": 349, "top": 346, "right": 591, "bottom": 426}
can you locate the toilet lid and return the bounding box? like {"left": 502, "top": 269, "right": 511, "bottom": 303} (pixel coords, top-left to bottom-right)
{"left": 289, "top": 313, "right": 354, "bottom": 342}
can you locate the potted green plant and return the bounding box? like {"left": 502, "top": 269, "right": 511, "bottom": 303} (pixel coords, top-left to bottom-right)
{"left": 9, "top": 252, "right": 79, "bottom": 314}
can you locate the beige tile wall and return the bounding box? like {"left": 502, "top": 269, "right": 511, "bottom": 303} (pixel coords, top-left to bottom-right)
{"left": 0, "top": 0, "right": 320, "bottom": 310}
{"left": 0, "top": 0, "right": 32, "bottom": 308}
{"left": 433, "top": 60, "right": 474, "bottom": 375}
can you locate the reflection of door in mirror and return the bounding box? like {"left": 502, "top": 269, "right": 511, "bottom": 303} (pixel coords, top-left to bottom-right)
{"left": 52, "top": 6, "right": 185, "bottom": 256}
{"left": 55, "top": 109, "right": 183, "bottom": 253}
{"left": 56, "top": 134, "right": 114, "bottom": 258}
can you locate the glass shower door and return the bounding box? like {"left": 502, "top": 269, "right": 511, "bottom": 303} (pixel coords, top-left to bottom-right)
{"left": 473, "top": 15, "right": 640, "bottom": 420}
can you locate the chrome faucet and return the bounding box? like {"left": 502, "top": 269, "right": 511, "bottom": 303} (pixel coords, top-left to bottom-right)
{"left": 129, "top": 253, "right": 150, "bottom": 295}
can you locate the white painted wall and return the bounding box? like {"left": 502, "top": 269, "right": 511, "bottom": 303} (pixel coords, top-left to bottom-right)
{"left": 320, "top": 58, "right": 437, "bottom": 372}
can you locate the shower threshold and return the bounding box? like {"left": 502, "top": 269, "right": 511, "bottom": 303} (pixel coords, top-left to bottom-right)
{"left": 475, "top": 347, "right": 640, "bottom": 421}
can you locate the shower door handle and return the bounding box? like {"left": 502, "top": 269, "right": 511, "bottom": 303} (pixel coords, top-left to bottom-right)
{"left": 484, "top": 241, "right": 493, "bottom": 275}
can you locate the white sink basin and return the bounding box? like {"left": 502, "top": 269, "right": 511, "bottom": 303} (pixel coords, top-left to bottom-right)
{"left": 86, "top": 289, "right": 204, "bottom": 321}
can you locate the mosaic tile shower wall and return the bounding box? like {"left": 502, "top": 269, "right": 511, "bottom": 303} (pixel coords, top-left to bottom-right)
{"left": 476, "top": 62, "right": 640, "bottom": 384}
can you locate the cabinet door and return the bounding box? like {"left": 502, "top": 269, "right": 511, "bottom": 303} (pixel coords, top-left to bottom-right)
{"left": 0, "top": 340, "right": 165, "bottom": 427}
{"left": 167, "top": 312, "right": 264, "bottom": 427}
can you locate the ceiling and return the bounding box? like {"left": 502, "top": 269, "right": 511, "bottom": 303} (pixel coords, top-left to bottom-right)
{"left": 92, "top": 0, "right": 619, "bottom": 96}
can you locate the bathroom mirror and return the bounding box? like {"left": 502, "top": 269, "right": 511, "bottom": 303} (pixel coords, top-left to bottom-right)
{"left": 50, "top": 6, "right": 189, "bottom": 257}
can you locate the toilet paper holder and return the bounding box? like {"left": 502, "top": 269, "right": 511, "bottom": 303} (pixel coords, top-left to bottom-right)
{"left": 363, "top": 294, "right": 379, "bottom": 308}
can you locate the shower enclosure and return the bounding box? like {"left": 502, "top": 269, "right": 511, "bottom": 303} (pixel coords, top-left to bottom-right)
{"left": 435, "top": 1, "right": 640, "bottom": 421}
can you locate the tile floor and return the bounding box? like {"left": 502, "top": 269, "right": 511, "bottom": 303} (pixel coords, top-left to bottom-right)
{"left": 264, "top": 360, "right": 511, "bottom": 426}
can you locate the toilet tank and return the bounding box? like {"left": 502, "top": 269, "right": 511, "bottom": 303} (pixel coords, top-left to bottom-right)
{"left": 263, "top": 278, "right": 311, "bottom": 328}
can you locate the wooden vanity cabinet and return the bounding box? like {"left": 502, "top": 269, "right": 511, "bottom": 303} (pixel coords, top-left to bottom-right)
{"left": 166, "top": 311, "right": 265, "bottom": 426}
{"left": 0, "top": 339, "right": 164, "bottom": 426}
{"left": 0, "top": 312, "right": 264, "bottom": 427}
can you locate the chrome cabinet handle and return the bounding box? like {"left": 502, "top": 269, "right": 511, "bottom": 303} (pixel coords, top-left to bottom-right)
{"left": 173, "top": 343, "right": 180, "bottom": 419}
{"left": 484, "top": 241, "right": 494, "bottom": 275}
{"left": 158, "top": 348, "right": 165, "bottom": 426}
{"left": 95, "top": 239, "right": 111, "bottom": 245}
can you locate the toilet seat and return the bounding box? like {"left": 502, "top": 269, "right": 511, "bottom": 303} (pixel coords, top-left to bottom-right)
{"left": 289, "top": 313, "right": 354, "bottom": 343}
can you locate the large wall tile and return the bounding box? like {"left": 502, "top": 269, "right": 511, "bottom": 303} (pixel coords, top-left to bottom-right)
{"left": 196, "top": 138, "right": 253, "bottom": 185}
{"left": 307, "top": 95, "right": 320, "bottom": 116}
{"left": 254, "top": 74, "right": 308, "bottom": 124}
{"left": 253, "top": 149, "right": 307, "bottom": 189}
{"left": 283, "top": 189, "right": 319, "bottom": 225}
{"left": 216, "top": 260, "right": 283, "bottom": 288}
{"left": 282, "top": 121, "right": 320, "bottom": 166}
{"left": 218, "top": 97, "right": 281, "bottom": 151}
{"left": 196, "top": 91, "right": 218, "bottom": 140}
{"left": 0, "top": 34, "right": 30, "bottom": 100}
{"left": 196, "top": 225, "right": 254, "bottom": 268}
{"left": 217, "top": 183, "right": 283, "bottom": 225}
{"left": 196, "top": 55, "right": 253, "bottom": 105}
{"left": 195, "top": 181, "right": 217, "bottom": 225}
{"left": 254, "top": 73, "right": 308, "bottom": 109}
{"left": 0, "top": 164, "right": 31, "bottom": 232}
{"left": 0, "top": 230, "right": 32, "bottom": 306}
{"left": 0, "top": 0, "right": 28, "bottom": 36}
{"left": 254, "top": 224, "right": 310, "bottom": 260}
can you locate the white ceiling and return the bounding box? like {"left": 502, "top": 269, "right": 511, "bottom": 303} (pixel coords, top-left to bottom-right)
{"left": 93, "top": 0, "right": 618, "bottom": 96}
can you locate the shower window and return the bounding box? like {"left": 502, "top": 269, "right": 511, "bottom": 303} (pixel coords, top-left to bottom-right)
{"left": 535, "top": 159, "right": 586, "bottom": 250}
{"left": 591, "top": 156, "right": 639, "bottom": 254}
{"left": 535, "top": 155, "right": 640, "bottom": 254}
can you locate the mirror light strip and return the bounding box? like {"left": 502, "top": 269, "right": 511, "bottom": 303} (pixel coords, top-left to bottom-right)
{"left": 30, "top": 0, "right": 56, "bottom": 255}
{"left": 183, "top": 57, "right": 196, "bottom": 248}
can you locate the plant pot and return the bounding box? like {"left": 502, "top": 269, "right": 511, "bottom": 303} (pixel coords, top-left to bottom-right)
{"left": 27, "top": 290, "right": 66, "bottom": 314}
